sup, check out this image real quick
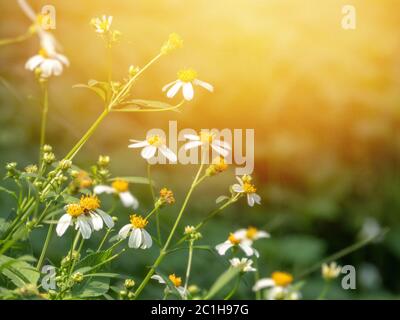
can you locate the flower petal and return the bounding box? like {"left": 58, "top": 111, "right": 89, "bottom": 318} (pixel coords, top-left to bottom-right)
{"left": 56, "top": 214, "right": 72, "bottom": 237}
{"left": 184, "top": 140, "right": 203, "bottom": 151}
{"left": 96, "top": 209, "right": 115, "bottom": 228}
{"left": 159, "top": 145, "right": 177, "bottom": 163}
{"left": 77, "top": 216, "right": 92, "bottom": 239}
{"left": 215, "top": 242, "right": 233, "bottom": 255}
{"left": 166, "top": 81, "right": 183, "bottom": 98}
{"left": 118, "top": 224, "right": 132, "bottom": 239}
{"left": 128, "top": 140, "right": 149, "bottom": 148}
{"left": 183, "top": 134, "right": 200, "bottom": 141}
{"left": 193, "top": 79, "right": 214, "bottom": 92}
{"left": 90, "top": 212, "right": 103, "bottom": 231}
{"left": 252, "top": 278, "right": 275, "bottom": 291}
{"left": 162, "top": 80, "right": 178, "bottom": 92}
{"left": 213, "top": 139, "right": 231, "bottom": 150}
{"left": 182, "top": 82, "right": 194, "bottom": 101}
{"left": 232, "top": 184, "right": 244, "bottom": 193}
{"left": 239, "top": 243, "right": 254, "bottom": 256}
{"left": 151, "top": 275, "right": 165, "bottom": 284}
{"left": 141, "top": 145, "right": 157, "bottom": 160}
{"left": 94, "top": 185, "right": 115, "bottom": 194}
{"left": 211, "top": 143, "right": 229, "bottom": 157}
{"left": 141, "top": 229, "right": 153, "bottom": 249}
{"left": 129, "top": 228, "right": 142, "bottom": 248}
{"left": 119, "top": 191, "right": 139, "bottom": 209}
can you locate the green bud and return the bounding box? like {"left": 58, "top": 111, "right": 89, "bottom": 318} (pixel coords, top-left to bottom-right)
{"left": 124, "top": 279, "right": 135, "bottom": 289}
{"left": 59, "top": 159, "right": 72, "bottom": 170}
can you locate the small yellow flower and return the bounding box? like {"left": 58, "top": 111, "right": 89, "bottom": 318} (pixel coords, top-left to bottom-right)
{"left": 161, "top": 33, "right": 183, "bottom": 54}
{"left": 79, "top": 195, "right": 101, "bottom": 212}
{"left": 177, "top": 68, "right": 198, "bottom": 83}
{"left": 169, "top": 274, "right": 182, "bottom": 287}
{"left": 129, "top": 214, "right": 148, "bottom": 229}
{"left": 271, "top": 272, "right": 293, "bottom": 287}
{"left": 159, "top": 188, "right": 175, "bottom": 206}
{"left": 206, "top": 156, "right": 228, "bottom": 176}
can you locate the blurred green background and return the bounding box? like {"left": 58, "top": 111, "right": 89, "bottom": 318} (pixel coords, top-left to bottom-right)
{"left": 1, "top": 0, "right": 400, "bottom": 299}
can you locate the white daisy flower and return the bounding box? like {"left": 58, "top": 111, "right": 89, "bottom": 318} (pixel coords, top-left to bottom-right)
{"left": 232, "top": 175, "right": 261, "bottom": 207}
{"left": 253, "top": 271, "right": 300, "bottom": 300}
{"left": 184, "top": 131, "right": 231, "bottom": 158}
{"left": 94, "top": 179, "right": 139, "bottom": 209}
{"left": 233, "top": 226, "right": 270, "bottom": 242}
{"left": 162, "top": 68, "right": 213, "bottom": 101}
{"left": 230, "top": 258, "right": 256, "bottom": 273}
{"left": 151, "top": 273, "right": 188, "bottom": 299}
{"left": 118, "top": 215, "right": 152, "bottom": 249}
{"left": 25, "top": 47, "right": 69, "bottom": 78}
{"left": 128, "top": 134, "right": 177, "bottom": 162}
{"left": 56, "top": 195, "right": 114, "bottom": 239}
{"left": 215, "top": 233, "right": 258, "bottom": 257}
{"left": 91, "top": 15, "right": 113, "bottom": 34}
{"left": 322, "top": 262, "right": 342, "bottom": 280}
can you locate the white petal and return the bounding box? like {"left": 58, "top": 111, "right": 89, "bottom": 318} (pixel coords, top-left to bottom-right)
{"left": 233, "top": 229, "right": 247, "bottom": 240}
{"left": 252, "top": 278, "right": 275, "bottom": 291}
{"left": 96, "top": 209, "right": 115, "bottom": 228}
{"left": 193, "top": 79, "right": 214, "bottom": 92}
{"left": 128, "top": 228, "right": 142, "bottom": 248}
{"left": 215, "top": 242, "right": 233, "bottom": 255}
{"left": 56, "top": 214, "right": 72, "bottom": 237}
{"left": 159, "top": 145, "right": 177, "bottom": 163}
{"left": 151, "top": 275, "right": 165, "bottom": 284}
{"left": 162, "top": 80, "right": 178, "bottom": 92}
{"left": 252, "top": 193, "right": 261, "bottom": 205}
{"left": 166, "top": 81, "right": 183, "bottom": 98}
{"left": 118, "top": 224, "right": 132, "bottom": 239}
{"left": 183, "top": 134, "right": 200, "bottom": 141}
{"left": 55, "top": 53, "right": 70, "bottom": 66}
{"left": 141, "top": 145, "right": 157, "bottom": 160}
{"left": 213, "top": 139, "right": 231, "bottom": 150}
{"left": 232, "top": 184, "right": 244, "bottom": 193}
{"left": 255, "top": 231, "right": 270, "bottom": 239}
{"left": 182, "top": 82, "right": 194, "bottom": 101}
{"left": 77, "top": 216, "right": 92, "bottom": 239}
{"left": 141, "top": 229, "right": 153, "bottom": 249}
{"left": 128, "top": 140, "right": 149, "bottom": 148}
{"left": 25, "top": 55, "right": 44, "bottom": 71}
{"left": 211, "top": 143, "right": 229, "bottom": 157}
{"left": 184, "top": 140, "right": 203, "bottom": 150}
{"left": 90, "top": 212, "right": 103, "bottom": 231}
{"left": 239, "top": 243, "right": 254, "bottom": 256}
{"left": 119, "top": 192, "right": 139, "bottom": 209}
{"left": 247, "top": 194, "right": 255, "bottom": 207}
{"left": 94, "top": 185, "right": 115, "bottom": 195}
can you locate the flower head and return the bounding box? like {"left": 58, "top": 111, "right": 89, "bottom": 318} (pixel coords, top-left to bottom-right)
{"left": 206, "top": 156, "right": 228, "bottom": 176}
{"left": 233, "top": 226, "right": 270, "bottom": 242}
{"left": 184, "top": 131, "right": 231, "bottom": 158}
{"left": 158, "top": 188, "right": 176, "bottom": 206}
{"left": 230, "top": 258, "right": 256, "bottom": 273}
{"left": 25, "top": 47, "right": 69, "bottom": 78}
{"left": 56, "top": 198, "right": 114, "bottom": 239}
{"left": 94, "top": 179, "right": 139, "bottom": 209}
{"left": 253, "top": 271, "right": 300, "bottom": 300}
{"left": 161, "top": 33, "right": 183, "bottom": 55}
{"left": 91, "top": 15, "right": 113, "bottom": 34}
{"left": 151, "top": 273, "right": 187, "bottom": 298}
{"left": 128, "top": 135, "right": 177, "bottom": 163}
{"left": 118, "top": 215, "right": 152, "bottom": 249}
{"left": 215, "top": 232, "right": 258, "bottom": 257}
{"left": 232, "top": 175, "right": 261, "bottom": 207}
{"left": 322, "top": 262, "right": 342, "bottom": 280}
{"left": 162, "top": 68, "right": 213, "bottom": 101}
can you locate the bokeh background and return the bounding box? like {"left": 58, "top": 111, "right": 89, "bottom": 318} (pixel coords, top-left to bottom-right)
{"left": 1, "top": 0, "right": 400, "bottom": 299}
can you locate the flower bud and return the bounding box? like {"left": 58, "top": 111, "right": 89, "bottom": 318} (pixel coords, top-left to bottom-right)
{"left": 43, "top": 152, "right": 56, "bottom": 164}
{"left": 59, "top": 159, "right": 72, "bottom": 170}
{"left": 124, "top": 279, "right": 135, "bottom": 289}
{"left": 157, "top": 188, "right": 175, "bottom": 207}
{"left": 43, "top": 144, "right": 53, "bottom": 152}
{"left": 72, "top": 272, "right": 84, "bottom": 283}
{"left": 129, "top": 65, "right": 140, "bottom": 77}
{"left": 161, "top": 33, "right": 183, "bottom": 55}
{"left": 97, "top": 155, "right": 110, "bottom": 167}
{"left": 25, "top": 164, "right": 38, "bottom": 174}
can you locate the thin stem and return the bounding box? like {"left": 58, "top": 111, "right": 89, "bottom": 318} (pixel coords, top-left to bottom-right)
{"left": 145, "top": 205, "right": 160, "bottom": 220}
{"left": 224, "top": 276, "right": 241, "bottom": 300}
{"left": 183, "top": 240, "right": 194, "bottom": 296}
{"left": 254, "top": 258, "right": 261, "bottom": 300}
{"left": 147, "top": 163, "right": 161, "bottom": 242}
{"left": 96, "top": 228, "right": 113, "bottom": 252}
{"left": 36, "top": 223, "right": 54, "bottom": 270}
{"left": 0, "top": 31, "right": 32, "bottom": 46}
{"left": 39, "top": 81, "right": 49, "bottom": 163}
{"left": 107, "top": 46, "right": 112, "bottom": 83}
{"left": 318, "top": 281, "right": 331, "bottom": 300}
{"left": 134, "top": 162, "right": 205, "bottom": 299}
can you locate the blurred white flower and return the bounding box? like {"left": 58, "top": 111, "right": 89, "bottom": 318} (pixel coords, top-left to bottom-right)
{"left": 94, "top": 179, "right": 139, "bottom": 209}
{"left": 91, "top": 15, "right": 113, "bottom": 34}
{"left": 232, "top": 175, "right": 261, "bottom": 207}
{"left": 151, "top": 273, "right": 187, "bottom": 299}
{"left": 230, "top": 258, "right": 256, "bottom": 273}
{"left": 215, "top": 233, "right": 258, "bottom": 257}
{"left": 184, "top": 131, "right": 231, "bottom": 158}
{"left": 322, "top": 262, "right": 342, "bottom": 280}
{"left": 162, "top": 68, "right": 213, "bottom": 101}
{"left": 128, "top": 135, "right": 177, "bottom": 162}
{"left": 118, "top": 215, "right": 152, "bottom": 249}
{"left": 253, "top": 271, "right": 300, "bottom": 300}
{"left": 25, "top": 48, "right": 69, "bottom": 78}
{"left": 233, "top": 226, "right": 270, "bottom": 242}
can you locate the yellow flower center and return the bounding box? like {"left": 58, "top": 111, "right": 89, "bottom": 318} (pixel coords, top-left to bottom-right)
{"left": 130, "top": 214, "right": 148, "bottom": 229}
{"left": 200, "top": 131, "right": 215, "bottom": 143}
{"left": 246, "top": 227, "right": 258, "bottom": 240}
{"left": 79, "top": 195, "right": 100, "bottom": 212}
{"left": 243, "top": 183, "right": 257, "bottom": 194}
{"left": 177, "top": 68, "right": 198, "bottom": 82}
{"left": 241, "top": 175, "right": 252, "bottom": 184}
{"left": 272, "top": 272, "right": 293, "bottom": 287}
{"left": 147, "top": 135, "right": 163, "bottom": 147}
{"left": 112, "top": 179, "right": 129, "bottom": 193}
{"left": 228, "top": 233, "right": 241, "bottom": 245}
{"left": 66, "top": 204, "right": 84, "bottom": 217}
{"left": 214, "top": 157, "right": 228, "bottom": 172}
{"left": 169, "top": 274, "right": 182, "bottom": 287}
{"left": 39, "top": 48, "right": 50, "bottom": 58}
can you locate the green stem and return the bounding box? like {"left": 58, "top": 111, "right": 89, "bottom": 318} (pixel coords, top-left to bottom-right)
{"left": 134, "top": 162, "right": 205, "bottom": 299}
{"left": 96, "top": 228, "right": 113, "bottom": 252}
{"left": 254, "top": 258, "right": 261, "bottom": 300}
{"left": 147, "top": 163, "right": 161, "bottom": 242}
{"left": 318, "top": 280, "right": 331, "bottom": 300}
{"left": 36, "top": 223, "right": 54, "bottom": 270}
{"left": 224, "top": 276, "right": 241, "bottom": 300}
{"left": 183, "top": 240, "right": 194, "bottom": 296}
{"left": 0, "top": 31, "right": 32, "bottom": 46}
{"left": 39, "top": 81, "right": 49, "bottom": 163}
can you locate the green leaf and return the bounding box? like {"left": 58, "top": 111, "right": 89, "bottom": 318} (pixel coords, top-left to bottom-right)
{"left": 0, "top": 255, "right": 40, "bottom": 287}
{"left": 83, "top": 272, "right": 123, "bottom": 279}
{"left": 73, "top": 80, "right": 111, "bottom": 102}
{"left": 74, "top": 249, "right": 113, "bottom": 273}
{"left": 216, "top": 195, "right": 230, "bottom": 204}
{"left": 204, "top": 268, "right": 240, "bottom": 300}
{"left": 122, "top": 99, "right": 173, "bottom": 109}
{"left": 70, "top": 277, "right": 110, "bottom": 298}
{"left": 0, "top": 186, "right": 17, "bottom": 201}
